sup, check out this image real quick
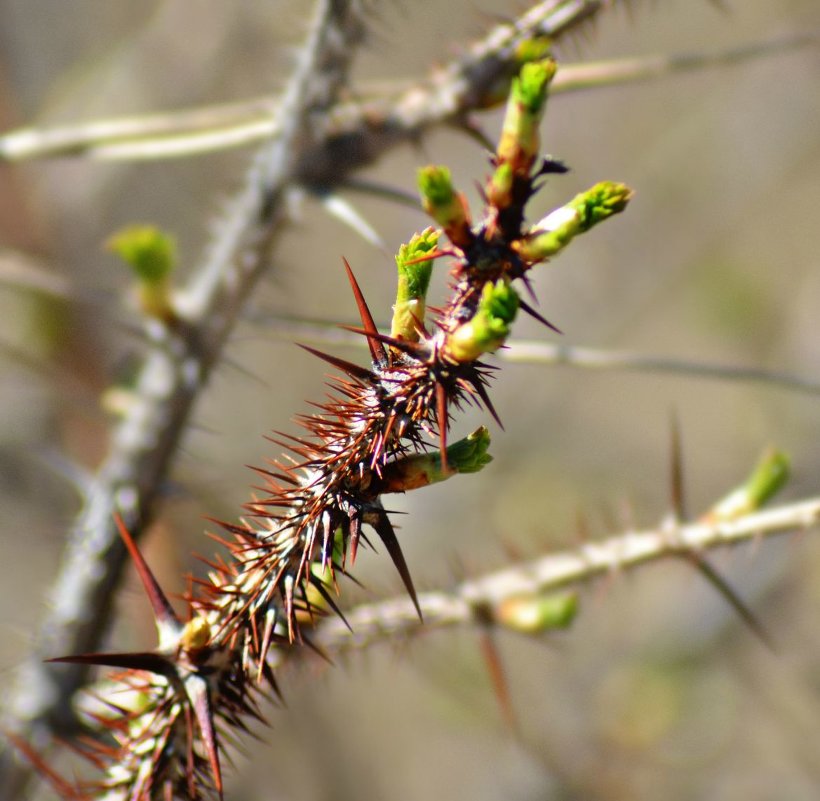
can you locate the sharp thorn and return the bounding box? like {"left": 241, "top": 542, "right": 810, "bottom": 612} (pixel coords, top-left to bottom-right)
{"left": 436, "top": 382, "right": 449, "bottom": 475}
{"left": 669, "top": 412, "right": 686, "bottom": 522}
{"left": 470, "top": 376, "right": 503, "bottom": 430}
{"left": 47, "top": 651, "right": 177, "bottom": 678}
{"left": 478, "top": 629, "right": 519, "bottom": 737}
{"left": 343, "top": 258, "right": 387, "bottom": 365}
{"left": 187, "top": 676, "right": 223, "bottom": 799}
{"left": 114, "top": 513, "right": 181, "bottom": 632}
{"left": 371, "top": 512, "right": 422, "bottom": 620}
{"left": 310, "top": 575, "right": 353, "bottom": 632}
{"left": 519, "top": 275, "right": 539, "bottom": 305}
{"left": 339, "top": 325, "right": 429, "bottom": 360}
{"left": 5, "top": 731, "right": 82, "bottom": 799}
{"left": 518, "top": 299, "right": 562, "bottom": 335}
{"left": 302, "top": 634, "right": 334, "bottom": 666}
{"left": 686, "top": 552, "right": 777, "bottom": 653}
{"left": 297, "top": 344, "right": 374, "bottom": 381}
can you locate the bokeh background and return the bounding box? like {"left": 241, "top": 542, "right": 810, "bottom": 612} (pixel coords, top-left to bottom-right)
{"left": 2, "top": 1, "right": 820, "bottom": 799}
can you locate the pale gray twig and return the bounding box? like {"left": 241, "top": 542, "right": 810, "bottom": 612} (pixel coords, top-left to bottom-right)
{"left": 2, "top": 33, "right": 812, "bottom": 162}
{"left": 248, "top": 316, "right": 820, "bottom": 399}
{"left": 304, "top": 496, "right": 820, "bottom": 657}
{"left": 501, "top": 340, "right": 820, "bottom": 397}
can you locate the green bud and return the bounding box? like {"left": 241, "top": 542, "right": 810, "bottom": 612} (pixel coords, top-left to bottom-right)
{"left": 495, "top": 591, "right": 578, "bottom": 634}
{"left": 107, "top": 224, "right": 177, "bottom": 321}
{"left": 496, "top": 58, "right": 557, "bottom": 174}
{"left": 707, "top": 448, "right": 790, "bottom": 523}
{"left": 418, "top": 165, "right": 454, "bottom": 207}
{"left": 515, "top": 60, "right": 557, "bottom": 114}
{"left": 418, "top": 166, "right": 471, "bottom": 246}
{"left": 480, "top": 279, "right": 519, "bottom": 325}
{"left": 445, "top": 426, "right": 493, "bottom": 474}
{"left": 379, "top": 426, "right": 493, "bottom": 492}
{"left": 472, "top": 39, "right": 554, "bottom": 110}
{"left": 570, "top": 180, "right": 633, "bottom": 232}
{"left": 107, "top": 225, "right": 176, "bottom": 284}
{"left": 446, "top": 280, "right": 519, "bottom": 362}
{"left": 745, "top": 449, "right": 790, "bottom": 507}
{"left": 515, "top": 181, "right": 633, "bottom": 263}
{"left": 514, "top": 37, "right": 552, "bottom": 66}
{"left": 392, "top": 228, "right": 439, "bottom": 341}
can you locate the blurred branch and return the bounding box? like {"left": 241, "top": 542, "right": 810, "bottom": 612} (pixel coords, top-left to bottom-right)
{"left": 1, "top": 31, "right": 812, "bottom": 163}
{"left": 501, "top": 340, "right": 820, "bottom": 397}
{"left": 252, "top": 315, "right": 820, "bottom": 398}
{"left": 0, "top": 97, "right": 281, "bottom": 162}
{"left": 0, "top": 0, "right": 366, "bottom": 794}
{"left": 301, "top": 495, "right": 820, "bottom": 658}
{"left": 549, "top": 31, "right": 817, "bottom": 93}
{"left": 0, "top": 249, "right": 73, "bottom": 299}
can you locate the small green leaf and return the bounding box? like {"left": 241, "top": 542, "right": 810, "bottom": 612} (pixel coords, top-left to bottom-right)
{"left": 495, "top": 591, "right": 578, "bottom": 634}
{"left": 107, "top": 224, "right": 178, "bottom": 321}
{"left": 445, "top": 426, "right": 493, "bottom": 474}
{"left": 707, "top": 448, "right": 790, "bottom": 522}
{"left": 107, "top": 225, "right": 176, "bottom": 285}
{"left": 418, "top": 165, "right": 455, "bottom": 208}
{"left": 392, "top": 228, "right": 439, "bottom": 341}
{"left": 486, "top": 162, "right": 514, "bottom": 208}
{"left": 417, "top": 166, "right": 472, "bottom": 247}
{"left": 572, "top": 181, "right": 633, "bottom": 232}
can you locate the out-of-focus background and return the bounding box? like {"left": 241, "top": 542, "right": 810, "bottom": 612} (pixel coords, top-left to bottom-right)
{"left": 2, "top": 2, "right": 820, "bottom": 799}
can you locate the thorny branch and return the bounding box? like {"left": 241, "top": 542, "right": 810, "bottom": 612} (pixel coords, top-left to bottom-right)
{"left": 0, "top": 0, "right": 641, "bottom": 792}
{"left": 3, "top": 0, "right": 811, "bottom": 796}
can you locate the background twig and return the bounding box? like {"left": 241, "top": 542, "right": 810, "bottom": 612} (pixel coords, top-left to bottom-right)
{"left": 302, "top": 495, "right": 820, "bottom": 658}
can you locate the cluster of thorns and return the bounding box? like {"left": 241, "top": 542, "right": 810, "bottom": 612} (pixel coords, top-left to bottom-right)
{"left": 14, "top": 57, "right": 632, "bottom": 800}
